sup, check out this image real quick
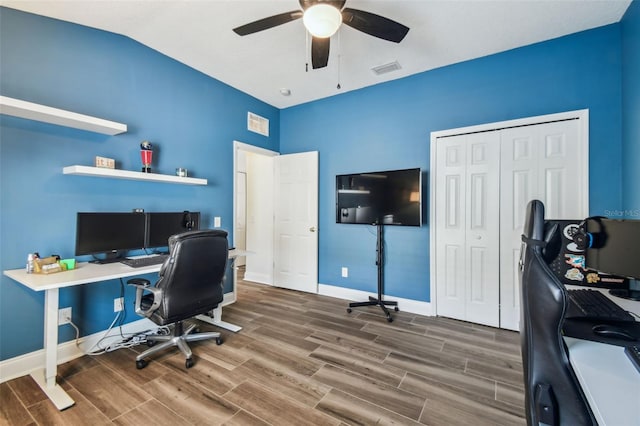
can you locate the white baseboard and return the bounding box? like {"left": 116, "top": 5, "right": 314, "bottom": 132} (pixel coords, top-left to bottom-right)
{"left": 0, "top": 318, "right": 156, "bottom": 384}
{"left": 318, "top": 283, "right": 433, "bottom": 317}
{"left": 243, "top": 272, "right": 273, "bottom": 285}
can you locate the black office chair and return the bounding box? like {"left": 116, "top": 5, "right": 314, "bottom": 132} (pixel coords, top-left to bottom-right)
{"left": 519, "top": 200, "right": 595, "bottom": 426}
{"left": 127, "top": 229, "right": 228, "bottom": 369}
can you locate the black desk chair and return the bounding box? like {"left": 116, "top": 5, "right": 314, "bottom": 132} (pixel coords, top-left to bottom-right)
{"left": 127, "top": 229, "right": 228, "bottom": 369}
{"left": 519, "top": 200, "right": 595, "bottom": 426}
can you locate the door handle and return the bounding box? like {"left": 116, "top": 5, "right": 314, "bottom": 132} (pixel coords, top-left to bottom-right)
{"left": 309, "top": 227, "right": 316, "bottom": 232}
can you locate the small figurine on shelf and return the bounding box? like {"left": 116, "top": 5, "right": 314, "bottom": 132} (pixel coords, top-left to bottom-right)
{"left": 140, "top": 140, "right": 154, "bottom": 173}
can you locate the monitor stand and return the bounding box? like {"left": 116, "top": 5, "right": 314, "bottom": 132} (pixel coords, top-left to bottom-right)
{"left": 609, "top": 279, "right": 640, "bottom": 301}
{"left": 89, "top": 251, "right": 124, "bottom": 264}
{"left": 346, "top": 224, "right": 399, "bottom": 322}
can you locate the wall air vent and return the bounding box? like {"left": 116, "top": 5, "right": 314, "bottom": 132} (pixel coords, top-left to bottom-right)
{"left": 247, "top": 112, "right": 269, "bottom": 137}
{"left": 371, "top": 61, "right": 402, "bottom": 76}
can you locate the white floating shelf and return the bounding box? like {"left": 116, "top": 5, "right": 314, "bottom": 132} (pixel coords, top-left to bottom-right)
{"left": 63, "top": 165, "right": 207, "bottom": 186}
{"left": 0, "top": 96, "right": 127, "bottom": 135}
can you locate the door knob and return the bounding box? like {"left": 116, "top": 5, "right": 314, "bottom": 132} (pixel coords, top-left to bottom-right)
{"left": 309, "top": 227, "right": 316, "bottom": 232}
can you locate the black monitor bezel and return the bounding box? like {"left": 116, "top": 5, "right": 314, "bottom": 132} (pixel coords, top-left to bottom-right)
{"left": 75, "top": 212, "right": 147, "bottom": 256}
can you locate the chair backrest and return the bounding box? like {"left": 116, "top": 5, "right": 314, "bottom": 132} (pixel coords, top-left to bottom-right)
{"left": 154, "top": 229, "right": 228, "bottom": 324}
{"left": 519, "top": 200, "right": 594, "bottom": 426}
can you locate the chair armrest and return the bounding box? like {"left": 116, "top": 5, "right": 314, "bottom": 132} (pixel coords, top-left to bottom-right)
{"left": 127, "top": 278, "right": 162, "bottom": 318}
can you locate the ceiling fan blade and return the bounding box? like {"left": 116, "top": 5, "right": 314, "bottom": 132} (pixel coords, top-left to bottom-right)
{"left": 341, "top": 8, "right": 409, "bottom": 43}
{"left": 233, "top": 10, "right": 303, "bottom": 36}
{"left": 311, "top": 37, "right": 330, "bottom": 69}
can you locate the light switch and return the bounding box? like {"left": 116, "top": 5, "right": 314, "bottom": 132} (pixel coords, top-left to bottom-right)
{"left": 214, "top": 217, "right": 221, "bottom": 228}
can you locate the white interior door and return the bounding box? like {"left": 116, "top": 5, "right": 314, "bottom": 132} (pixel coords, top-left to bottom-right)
{"left": 499, "top": 118, "right": 587, "bottom": 330}
{"left": 435, "top": 132, "right": 500, "bottom": 327}
{"left": 273, "top": 151, "right": 319, "bottom": 293}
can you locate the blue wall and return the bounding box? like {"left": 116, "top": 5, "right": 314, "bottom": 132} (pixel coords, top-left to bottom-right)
{"left": 1, "top": 4, "right": 635, "bottom": 362}
{"left": 622, "top": 0, "right": 640, "bottom": 215}
{"left": 280, "top": 24, "right": 624, "bottom": 303}
{"left": 0, "top": 7, "right": 279, "bottom": 360}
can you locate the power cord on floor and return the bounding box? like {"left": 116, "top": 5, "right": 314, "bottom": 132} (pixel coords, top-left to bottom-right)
{"left": 66, "top": 309, "right": 170, "bottom": 356}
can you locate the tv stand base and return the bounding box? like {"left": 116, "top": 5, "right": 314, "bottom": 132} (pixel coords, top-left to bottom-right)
{"left": 348, "top": 296, "right": 398, "bottom": 322}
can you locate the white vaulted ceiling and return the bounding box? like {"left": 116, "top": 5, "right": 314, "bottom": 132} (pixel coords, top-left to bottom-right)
{"left": 0, "top": 0, "right": 632, "bottom": 108}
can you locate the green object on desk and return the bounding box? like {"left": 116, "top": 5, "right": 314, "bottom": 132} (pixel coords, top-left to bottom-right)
{"left": 59, "top": 259, "right": 76, "bottom": 270}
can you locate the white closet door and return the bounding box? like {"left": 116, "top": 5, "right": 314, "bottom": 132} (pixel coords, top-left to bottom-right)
{"left": 436, "top": 131, "right": 500, "bottom": 327}
{"left": 499, "top": 119, "right": 586, "bottom": 330}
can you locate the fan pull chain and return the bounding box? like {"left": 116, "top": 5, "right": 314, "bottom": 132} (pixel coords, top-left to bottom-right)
{"left": 336, "top": 29, "right": 342, "bottom": 89}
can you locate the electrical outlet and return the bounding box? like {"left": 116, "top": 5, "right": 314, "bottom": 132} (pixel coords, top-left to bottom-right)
{"left": 214, "top": 217, "right": 221, "bottom": 228}
{"left": 341, "top": 267, "right": 348, "bottom": 278}
{"left": 58, "top": 307, "right": 72, "bottom": 325}
{"left": 114, "top": 297, "right": 124, "bottom": 312}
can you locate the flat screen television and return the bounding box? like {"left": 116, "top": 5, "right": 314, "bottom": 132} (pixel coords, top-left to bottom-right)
{"left": 585, "top": 218, "right": 640, "bottom": 300}
{"left": 146, "top": 211, "right": 200, "bottom": 249}
{"left": 336, "top": 168, "right": 421, "bottom": 226}
{"left": 75, "top": 212, "right": 147, "bottom": 260}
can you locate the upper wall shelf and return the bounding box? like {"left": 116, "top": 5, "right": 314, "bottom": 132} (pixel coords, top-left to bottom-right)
{"left": 0, "top": 96, "right": 127, "bottom": 135}
{"left": 63, "top": 165, "right": 207, "bottom": 186}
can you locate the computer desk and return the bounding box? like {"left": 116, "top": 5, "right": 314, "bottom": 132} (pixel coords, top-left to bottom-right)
{"left": 2, "top": 249, "right": 246, "bottom": 411}
{"left": 564, "top": 286, "right": 640, "bottom": 426}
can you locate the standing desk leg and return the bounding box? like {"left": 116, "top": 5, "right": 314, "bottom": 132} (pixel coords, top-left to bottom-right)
{"left": 30, "top": 288, "right": 75, "bottom": 410}
{"left": 196, "top": 306, "right": 242, "bottom": 332}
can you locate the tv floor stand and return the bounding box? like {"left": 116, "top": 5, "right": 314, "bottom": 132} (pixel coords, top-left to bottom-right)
{"left": 347, "top": 224, "right": 398, "bottom": 322}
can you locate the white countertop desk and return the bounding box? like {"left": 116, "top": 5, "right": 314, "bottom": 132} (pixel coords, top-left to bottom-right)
{"left": 564, "top": 287, "right": 640, "bottom": 426}
{"left": 3, "top": 249, "right": 246, "bottom": 411}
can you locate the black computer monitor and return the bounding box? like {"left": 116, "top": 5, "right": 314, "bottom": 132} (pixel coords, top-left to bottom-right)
{"left": 75, "top": 212, "right": 147, "bottom": 262}
{"left": 145, "top": 211, "right": 200, "bottom": 250}
{"left": 585, "top": 218, "right": 640, "bottom": 300}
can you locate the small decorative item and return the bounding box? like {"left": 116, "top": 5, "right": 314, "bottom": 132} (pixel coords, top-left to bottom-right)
{"left": 95, "top": 156, "right": 115, "bottom": 169}
{"left": 140, "top": 140, "right": 153, "bottom": 173}
{"left": 176, "top": 168, "right": 188, "bottom": 177}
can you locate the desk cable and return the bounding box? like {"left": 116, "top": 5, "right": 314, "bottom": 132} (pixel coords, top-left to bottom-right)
{"left": 66, "top": 278, "right": 169, "bottom": 356}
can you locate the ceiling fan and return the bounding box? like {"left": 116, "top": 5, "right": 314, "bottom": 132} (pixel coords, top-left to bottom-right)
{"left": 233, "top": 0, "right": 409, "bottom": 70}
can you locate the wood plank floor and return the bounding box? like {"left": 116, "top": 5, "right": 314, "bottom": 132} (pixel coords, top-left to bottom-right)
{"left": 1, "top": 273, "right": 525, "bottom": 425}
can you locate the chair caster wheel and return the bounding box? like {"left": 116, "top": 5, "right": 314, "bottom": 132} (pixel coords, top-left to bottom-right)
{"left": 394, "top": 307, "right": 399, "bottom": 312}
{"left": 387, "top": 316, "right": 393, "bottom": 323}
{"left": 136, "top": 359, "right": 148, "bottom": 369}
{"left": 185, "top": 358, "right": 194, "bottom": 369}
{"left": 216, "top": 337, "right": 223, "bottom": 345}
{"left": 146, "top": 340, "right": 156, "bottom": 347}
{"left": 347, "top": 308, "right": 352, "bottom": 313}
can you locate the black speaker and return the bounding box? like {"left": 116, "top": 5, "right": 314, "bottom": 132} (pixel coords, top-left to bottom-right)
{"left": 574, "top": 216, "right": 606, "bottom": 250}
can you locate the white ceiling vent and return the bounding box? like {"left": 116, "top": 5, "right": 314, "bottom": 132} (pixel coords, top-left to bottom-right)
{"left": 247, "top": 112, "right": 269, "bottom": 137}
{"left": 371, "top": 61, "right": 402, "bottom": 76}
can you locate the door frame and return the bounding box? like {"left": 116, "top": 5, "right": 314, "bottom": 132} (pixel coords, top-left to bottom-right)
{"left": 429, "top": 110, "right": 589, "bottom": 320}
{"left": 233, "top": 141, "right": 279, "bottom": 294}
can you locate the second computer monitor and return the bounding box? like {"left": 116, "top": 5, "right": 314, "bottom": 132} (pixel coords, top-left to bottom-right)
{"left": 146, "top": 211, "right": 200, "bottom": 249}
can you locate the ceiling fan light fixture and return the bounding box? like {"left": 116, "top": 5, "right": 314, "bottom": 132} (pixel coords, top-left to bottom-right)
{"left": 303, "top": 4, "right": 342, "bottom": 38}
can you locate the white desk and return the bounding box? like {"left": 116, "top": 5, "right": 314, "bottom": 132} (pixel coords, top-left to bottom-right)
{"left": 3, "top": 250, "right": 245, "bottom": 410}
{"left": 564, "top": 286, "right": 640, "bottom": 426}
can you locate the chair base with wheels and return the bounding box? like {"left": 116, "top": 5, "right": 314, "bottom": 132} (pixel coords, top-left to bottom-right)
{"left": 136, "top": 319, "right": 222, "bottom": 369}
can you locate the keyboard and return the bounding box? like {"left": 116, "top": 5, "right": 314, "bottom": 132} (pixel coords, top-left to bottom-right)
{"left": 567, "top": 289, "right": 635, "bottom": 322}
{"left": 120, "top": 254, "right": 168, "bottom": 268}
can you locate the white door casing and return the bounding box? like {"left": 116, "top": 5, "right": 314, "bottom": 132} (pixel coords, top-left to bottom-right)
{"left": 273, "top": 151, "right": 319, "bottom": 293}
